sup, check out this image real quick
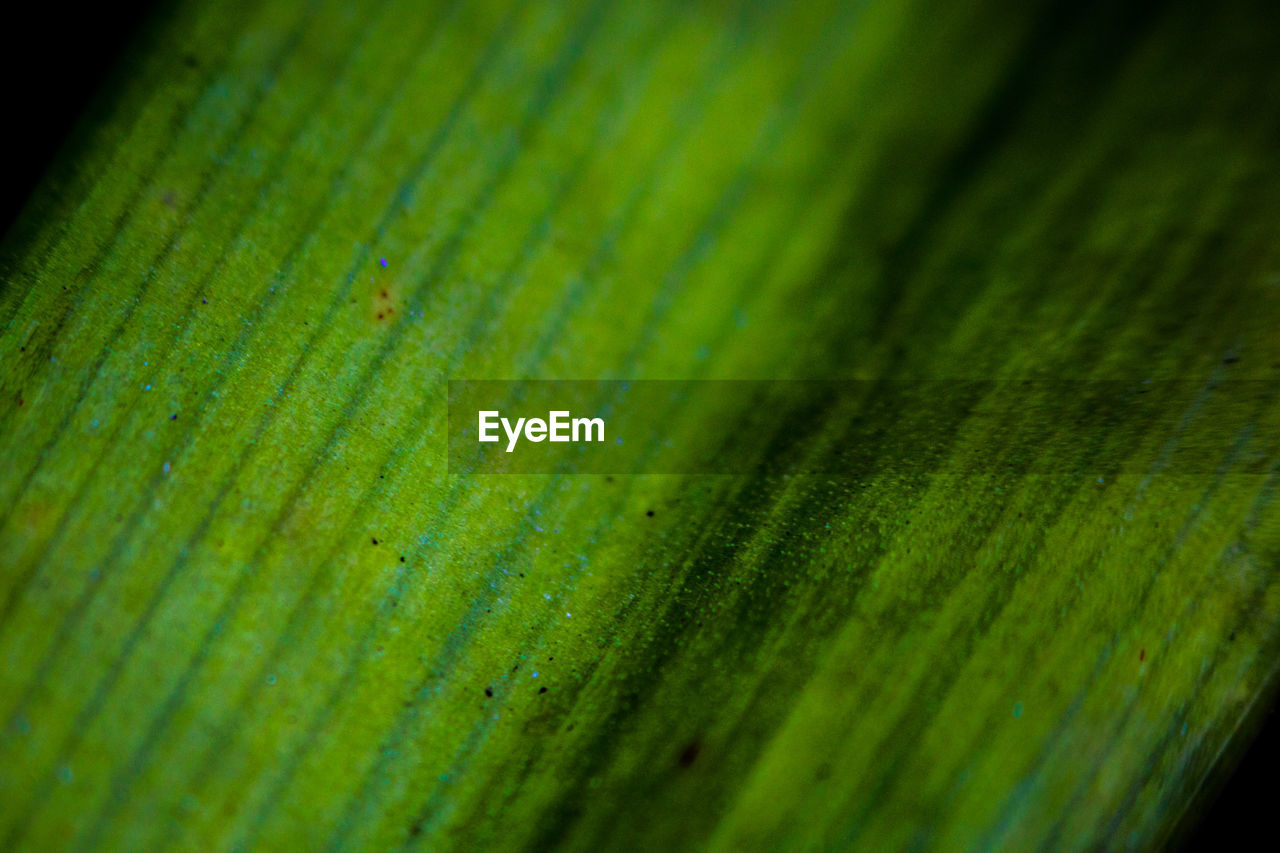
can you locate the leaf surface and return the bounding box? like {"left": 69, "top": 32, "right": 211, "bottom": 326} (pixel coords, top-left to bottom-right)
{"left": 2, "top": 0, "right": 1279, "bottom": 850}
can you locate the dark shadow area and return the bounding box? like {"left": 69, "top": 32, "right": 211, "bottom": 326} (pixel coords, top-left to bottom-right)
{"left": 1180, "top": 702, "right": 1279, "bottom": 850}
{"left": 0, "top": 0, "right": 159, "bottom": 235}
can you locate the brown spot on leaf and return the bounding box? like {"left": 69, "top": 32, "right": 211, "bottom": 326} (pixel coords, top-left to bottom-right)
{"left": 365, "top": 278, "right": 406, "bottom": 325}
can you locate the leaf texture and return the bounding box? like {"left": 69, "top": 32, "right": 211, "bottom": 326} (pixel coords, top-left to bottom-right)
{"left": 2, "top": 0, "right": 1280, "bottom": 850}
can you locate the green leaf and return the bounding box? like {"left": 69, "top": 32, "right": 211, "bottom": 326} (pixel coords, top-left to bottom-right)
{"left": 2, "top": 0, "right": 1279, "bottom": 850}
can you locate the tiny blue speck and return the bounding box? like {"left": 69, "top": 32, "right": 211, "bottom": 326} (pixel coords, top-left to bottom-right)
{"left": 531, "top": 671, "right": 539, "bottom": 678}
{"left": 380, "top": 257, "right": 388, "bottom": 268}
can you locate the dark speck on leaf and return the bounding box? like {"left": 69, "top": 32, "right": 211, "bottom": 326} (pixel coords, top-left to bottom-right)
{"left": 400, "top": 555, "right": 405, "bottom": 563}
{"left": 539, "top": 686, "right": 547, "bottom": 694}
{"left": 677, "top": 741, "right": 701, "bottom": 768}
{"left": 646, "top": 510, "right": 655, "bottom": 518}
{"left": 170, "top": 414, "right": 177, "bottom": 421}
{"left": 1139, "top": 649, "right": 1146, "bottom": 661}
{"left": 484, "top": 687, "right": 493, "bottom": 698}
{"left": 372, "top": 538, "right": 379, "bottom": 545}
